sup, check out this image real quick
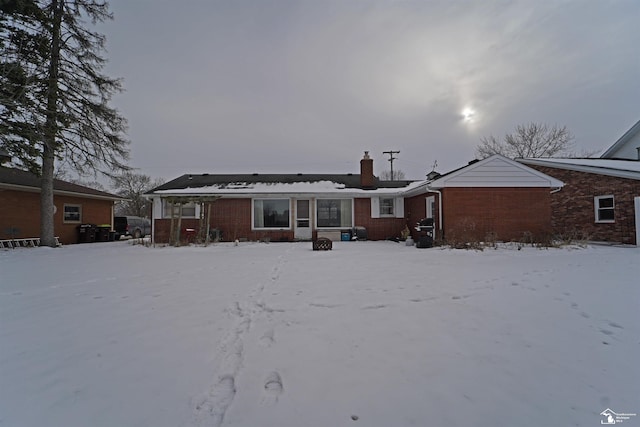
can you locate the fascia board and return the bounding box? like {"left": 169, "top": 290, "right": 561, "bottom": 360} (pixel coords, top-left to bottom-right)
{"left": 0, "top": 182, "right": 124, "bottom": 201}
{"left": 519, "top": 159, "right": 640, "bottom": 181}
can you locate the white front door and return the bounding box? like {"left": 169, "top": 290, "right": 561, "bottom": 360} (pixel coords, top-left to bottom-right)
{"left": 426, "top": 196, "right": 436, "bottom": 226}
{"left": 295, "top": 199, "right": 312, "bottom": 240}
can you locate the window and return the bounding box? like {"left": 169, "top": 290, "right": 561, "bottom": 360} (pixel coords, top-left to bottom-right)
{"left": 63, "top": 204, "right": 81, "bottom": 223}
{"left": 370, "top": 197, "right": 404, "bottom": 219}
{"left": 317, "top": 199, "right": 352, "bottom": 228}
{"left": 163, "top": 201, "right": 196, "bottom": 218}
{"left": 379, "top": 198, "right": 394, "bottom": 216}
{"left": 594, "top": 195, "right": 615, "bottom": 223}
{"left": 253, "top": 199, "right": 290, "bottom": 229}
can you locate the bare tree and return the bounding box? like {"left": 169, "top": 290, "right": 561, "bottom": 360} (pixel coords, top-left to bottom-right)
{"left": 380, "top": 169, "right": 406, "bottom": 181}
{"left": 477, "top": 123, "right": 575, "bottom": 159}
{"left": 111, "top": 172, "right": 164, "bottom": 217}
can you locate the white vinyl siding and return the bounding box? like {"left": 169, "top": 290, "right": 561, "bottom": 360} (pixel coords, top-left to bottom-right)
{"left": 431, "top": 156, "right": 564, "bottom": 188}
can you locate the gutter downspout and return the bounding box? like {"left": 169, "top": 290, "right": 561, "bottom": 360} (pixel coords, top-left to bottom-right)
{"left": 150, "top": 197, "right": 155, "bottom": 246}
{"left": 426, "top": 185, "right": 443, "bottom": 232}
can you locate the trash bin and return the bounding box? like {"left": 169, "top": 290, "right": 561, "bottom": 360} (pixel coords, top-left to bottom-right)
{"left": 341, "top": 230, "right": 352, "bottom": 241}
{"left": 108, "top": 231, "right": 116, "bottom": 241}
{"left": 352, "top": 226, "right": 367, "bottom": 240}
{"left": 416, "top": 235, "right": 433, "bottom": 249}
{"left": 95, "top": 226, "right": 110, "bottom": 242}
{"left": 77, "top": 224, "right": 96, "bottom": 243}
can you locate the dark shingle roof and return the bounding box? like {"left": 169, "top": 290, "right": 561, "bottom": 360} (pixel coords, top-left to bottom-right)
{"left": 0, "top": 167, "right": 122, "bottom": 200}
{"left": 148, "top": 173, "right": 415, "bottom": 193}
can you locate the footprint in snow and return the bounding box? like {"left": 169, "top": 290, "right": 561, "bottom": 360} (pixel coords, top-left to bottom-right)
{"left": 361, "top": 304, "right": 387, "bottom": 310}
{"left": 194, "top": 374, "right": 236, "bottom": 426}
{"left": 309, "top": 303, "right": 342, "bottom": 309}
{"left": 259, "top": 328, "right": 275, "bottom": 347}
{"left": 261, "top": 371, "right": 284, "bottom": 406}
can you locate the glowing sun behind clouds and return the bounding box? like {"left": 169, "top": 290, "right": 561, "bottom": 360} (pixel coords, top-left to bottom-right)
{"left": 461, "top": 107, "right": 476, "bottom": 123}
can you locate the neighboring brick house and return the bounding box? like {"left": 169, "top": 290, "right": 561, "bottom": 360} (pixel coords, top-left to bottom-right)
{"left": 0, "top": 166, "right": 123, "bottom": 245}
{"left": 518, "top": 158, "right": 640, "bottom": 245}
{"left": 146, "top": 153, "right": 563, "bottom": 245}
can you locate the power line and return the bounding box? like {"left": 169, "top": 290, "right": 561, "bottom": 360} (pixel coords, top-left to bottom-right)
{"left": 383, "top": 150, "right": 400, "bottom": 180}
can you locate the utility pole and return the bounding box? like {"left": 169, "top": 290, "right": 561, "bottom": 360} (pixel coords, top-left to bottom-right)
{"left": 383, "top": 150, "right": 400, "bottom": 180}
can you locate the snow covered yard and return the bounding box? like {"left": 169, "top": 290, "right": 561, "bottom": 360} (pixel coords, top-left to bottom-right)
{"left": 1, "top": 241, "right": 638, "bottom": 427}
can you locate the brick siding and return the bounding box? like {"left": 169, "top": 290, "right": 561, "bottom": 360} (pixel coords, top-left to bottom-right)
{"left": 527, "top": 165, "right": 640, "bottom": 245}
{"left": 441, "top": 187, "right": 552, "bottom": 242}
{"left": 153, "top": 197, "right": 415, "bottom": 244}
{"left": 353, "top": 198, "right": 407, "bottom": 240}
{"left": 0, "top": 189, "right": 114, "bottom": 245}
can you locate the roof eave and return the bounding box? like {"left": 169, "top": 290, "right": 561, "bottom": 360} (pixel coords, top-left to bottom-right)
{"left": 600, "top": 119, "right": 640, "bottom": 158}
{"left": 0, "top": 182, "right": 124, "bottom": 200}
{"left": 518, "top": 159, "right": 640, "bottom": 181}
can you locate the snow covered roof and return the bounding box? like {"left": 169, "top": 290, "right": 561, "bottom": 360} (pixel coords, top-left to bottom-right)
{"left": 147, "top": 173, "right": 419, "bottom": 197}
{"left": 518, "top": 158, "right": 640, "bottom": 180}
{"left": 426, "top": 155, "right": 564, "bottom": 189}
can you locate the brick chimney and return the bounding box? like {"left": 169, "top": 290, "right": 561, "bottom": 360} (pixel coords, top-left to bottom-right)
{"left": 360, "top": 151, "right": 375, "bottom": 188}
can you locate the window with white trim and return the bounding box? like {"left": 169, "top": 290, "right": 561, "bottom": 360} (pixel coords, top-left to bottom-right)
{"left": 253, "top": 199, "right": 290, "bottom": 229}
{"left": 379, "top": 198, "right": 394, "bottom": 216}
{"left": 63, "top": 204, "right": 81, "bottom": 223}
{"left": 594, "top": 195, "right": 615, "bottom": 223}
{"left": 371, "top": 197, "right": 404, "bottom": 219}
{"left": 163, "top": 201, "right": 196, "bottom": 218}
{"left": 317, "top": 199, "right": 353, "bottom": 228}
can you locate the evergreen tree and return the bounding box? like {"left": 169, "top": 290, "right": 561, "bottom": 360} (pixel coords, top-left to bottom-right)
{"left": 0, "top": 0, "right": 129, "bottom": 247}
{"left": 0, "top": 0, "right": 47, "bottom": 172}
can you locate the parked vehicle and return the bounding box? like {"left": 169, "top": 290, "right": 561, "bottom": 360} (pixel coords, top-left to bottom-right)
{"left": 114, "top": 216, "right": 151, "bottom": 239}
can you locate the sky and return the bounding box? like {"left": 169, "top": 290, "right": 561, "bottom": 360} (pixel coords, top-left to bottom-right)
{"left": 99, "top": 0, "right": 640, "bottom": 181}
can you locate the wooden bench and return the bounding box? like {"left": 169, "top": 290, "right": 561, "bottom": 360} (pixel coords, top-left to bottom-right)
{"left": 312, "top": 237, "right": 332, "bottom": 251}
